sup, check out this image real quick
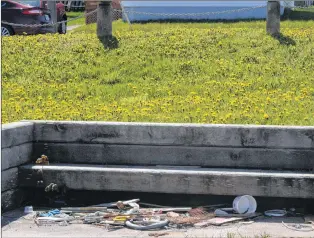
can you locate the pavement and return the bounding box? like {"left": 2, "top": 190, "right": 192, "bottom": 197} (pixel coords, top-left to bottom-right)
{"left": 2, "top": 209, "right": 314, "bottom": 238}
{"left": 67, "top": 25, "right": 82, "bottom": 31}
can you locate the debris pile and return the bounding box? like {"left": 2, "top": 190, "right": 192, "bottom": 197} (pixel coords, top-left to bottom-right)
{"left": 26, "top": 195, "right": 314, "bottom": 232}
{"left": 27, "top": 196, "right": 257, "bottom": 230}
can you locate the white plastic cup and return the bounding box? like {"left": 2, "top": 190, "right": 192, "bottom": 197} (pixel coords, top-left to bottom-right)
{"left": 243, "top": 195, "right": 257, "bottom": 213}
{"left": 24, "top": 206, "right": 33, "bottom": 214}
{"left": 233, "top": 195, "right": 257, "bottom": 214}
{"left": 233, "top": 196, "right": 250, "bottom": 214}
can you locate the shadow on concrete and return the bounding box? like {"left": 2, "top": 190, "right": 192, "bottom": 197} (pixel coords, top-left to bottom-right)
{"left": 25, "top": 188, "right": 314, "bottom": 217}
{"left": 98, "top": 35, "right": 119, "bottom": 49}
{"left": 1, "top": 208, "right": 25, "bottom": 228}
{"left": 272, "top": 33, "right": 296, "bottom": 46}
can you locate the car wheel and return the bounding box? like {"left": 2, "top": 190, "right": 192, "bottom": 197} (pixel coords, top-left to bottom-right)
{"left": 1, "top": 25, "right": 13, "bottom": 36}
{"left": 58, "top": 21, "right": 67, "bottom": 34}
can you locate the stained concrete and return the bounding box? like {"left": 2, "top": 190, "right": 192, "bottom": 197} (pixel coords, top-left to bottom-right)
{"left": 1, "top": 122, "right": 34, "bottom": 148}
{"left": 33, "top": 142, "right": 314, "bottom": 170}
{"left": 1, "top": 167, "right": 19, "bottom": 192}
{"left": 1, "top": 143, "right": 33, "bottom": 171}
{"left": 27, "top": 120, "right": 314, "bottom": 149}
{"left": 1, "top": 189, "right": 25, "bottom": 212}
{"left": 2, "top": 209, "right": 314, "bottom": 238}
{"left": 19, "top": 164, "right": 314, "bottom": 198}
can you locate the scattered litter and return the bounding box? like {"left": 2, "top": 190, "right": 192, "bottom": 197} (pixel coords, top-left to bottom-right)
{"left": 39, "top": 209, "right": 60, "bottom": 217}
{"left": 197, "top": 217, "right": 244, "bottom": 226}
{"left": 305, "top": 215, "right": 314, "bottom": 224}
{"left": 139, "top": 202, "right": 170, "bottom": 208}
{"left": 24, "top": 206, "right": 33, "bottom": 214}
{"left": 45, "top": 183, "right": 59, "bottom": 192}
{"left": 61, "top": 207, "right": 107, "bottom": 213}
{"left": 214, "top": 209, "right": 229, "bottom": 216}
{"left": 148, "top": 232, "right": 169, "bottom": 237}
{"left": 239, "top": 221, "right": 255, "bottom": 225}
{"left": 188, "top": 207, "right": 207, "bottom": 217}
{"left": 167, "top": 212, "right": 180, "bottom": 218}
{"left": 215, "top": 211, "right": 261, "bottom": 218}
{"left": 233, "top": 195, "right": 257, "bottom": 214}
{"left": 93, "top": 199, "right": 140, "bottom": 208}
{"left": 282, "top": 221, "right": 314, "bottom": 232}
{"left": 125, "top": 219, "right": 169, "bottom": 230}
{"left": 36, "top": 154, "right": 49, "bottom": 165}
{"left": 264, "top": 210, "right": 287, "bottom": 217}
{"left": 27, "top": 195, "right": 283, "bottom": 231}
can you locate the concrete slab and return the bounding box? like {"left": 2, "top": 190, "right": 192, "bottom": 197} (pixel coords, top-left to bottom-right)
{"left": 2, "top": 167, "right": 18, "bottom": 192}
{"left": 1, "top": 189, "right": 25, "bottom": 212}
{"left": 2, "top": 122, "right": 34, "bottom": 148}
{"left": 2, "top": 209, "right": 314, "bottom": 238}
{"left": 1, "top": 143, "right": 33, "bottom": 171}
{"left": 19, "top": 164, "right": 314, "bottom": 198}
{"left": 27, "top": 120, "right": 314, "bottom": 149}
{"left": 33, "top": 142, "right": 314, "bottom": 170}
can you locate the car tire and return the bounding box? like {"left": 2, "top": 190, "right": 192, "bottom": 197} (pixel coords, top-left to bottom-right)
{"left": 58, "top": 20, "right": 67, "bottom": 34}
{"left": 1, "top": 25, "right": 14, "bottom": 36}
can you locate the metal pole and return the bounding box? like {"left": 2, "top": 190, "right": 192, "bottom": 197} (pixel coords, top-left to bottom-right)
{"left": 266, "top": 1, "right": 280, "bottom": 36}
{"left": 97, "top": 0, "right": 112, "bottom": 41}
{"left": 47, "top": 0, "right": 58, "bottom": 33}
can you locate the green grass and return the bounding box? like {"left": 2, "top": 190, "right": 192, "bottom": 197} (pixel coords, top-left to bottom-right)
{"left": 2, "top": 19, "right": 314, "bottom": 125}
{"left": 285, "top": 6, "right": 314, "bottom": 20}
{"left": 67, "top": 11, "right": 86, "bottom": 26}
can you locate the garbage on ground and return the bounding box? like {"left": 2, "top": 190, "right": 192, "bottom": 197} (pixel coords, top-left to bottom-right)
{"left": 45, "top": 183, "right": 59, "bottom": 193}
{"left": 282, "top": 221, "right": 314, "bottom": 232}
{"left": 305, "top": 215, "right": 314, "bottom": 224}
{"left": 36, "top": 154, "right": 49, "bottom": 165}
{"left": 264, "top": 209, "right": 287, "bottom": 217}
{"left": 29, "top": 195, "right": 313, "bottom": 231}
{"left": 24, "top": 206, "right": 33, "bottom": 214}
{"left": 148, "top": 232, "right": 169, "bottom": 237}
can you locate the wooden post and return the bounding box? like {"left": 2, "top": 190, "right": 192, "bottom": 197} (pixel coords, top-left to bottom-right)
{"left": 97, "top": 0, "right": 112, "bottom": 40}
{"left": 266, "top": 1, "right": 280, "bottom": 36}
{"left": 47, "top": 1, "right": 57, "bottom": 33}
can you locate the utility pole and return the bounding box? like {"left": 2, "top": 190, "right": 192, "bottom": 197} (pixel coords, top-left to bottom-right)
{"left": 47, "top": 0, "right": 58, "bottom": 33}
{"left": 97, "top": 0, "right": 113, "bottom": 46}
{"left": 266, "top": 1, "right": 280, "bottom": 36}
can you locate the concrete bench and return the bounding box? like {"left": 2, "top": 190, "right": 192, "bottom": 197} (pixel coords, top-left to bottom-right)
{"left": 2, "top": 120, "right": 314, "bottom": 211}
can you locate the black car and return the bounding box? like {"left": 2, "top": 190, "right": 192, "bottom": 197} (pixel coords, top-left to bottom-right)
{"left": 1, "top": 0, "right": 67, "bottom": 36}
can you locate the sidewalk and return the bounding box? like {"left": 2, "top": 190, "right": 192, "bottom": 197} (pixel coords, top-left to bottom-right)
{"left": 2, "top": 209, "right": 314, "bottom": 238}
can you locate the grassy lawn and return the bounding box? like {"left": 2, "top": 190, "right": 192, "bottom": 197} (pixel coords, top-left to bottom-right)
{"left": 2, "top": 18, "right": 314, "bottom": 125}
{"left": 67, "top": 11, "right": 86, "bottom": 26}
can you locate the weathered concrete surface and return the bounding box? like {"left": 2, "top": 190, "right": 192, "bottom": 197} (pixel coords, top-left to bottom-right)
{"left": 1, "top": 189, "right": 25, "bottom": 212}
{"left": 2, "top": 167, "right": 19, "bottom": 192}
{"left": 266, "top": 1, "right": 280, "bottom": 36}
{"left": 19, "top": 164, "right": 314, "bottom": 198}
{"left": 33, "top": 143, "right": 314, "bottom": 170}
{"left": 2, "top": 122, "right": 34, "bottom": 148}
{"left": 1, "top": 143, "right": 32, "bottom": 171}
{"left": 2, "top": 209, "right": 314, "bottom": 238}
{"left": 27, "top": 121, "right": 314, "bottom": 149}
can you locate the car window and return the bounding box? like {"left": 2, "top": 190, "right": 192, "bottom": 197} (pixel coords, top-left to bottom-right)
{"left": 16, "top": 0, "right": 40, "bottom": 7}
{"left": 1, "top": 1, "right": 15, "bottom": 8}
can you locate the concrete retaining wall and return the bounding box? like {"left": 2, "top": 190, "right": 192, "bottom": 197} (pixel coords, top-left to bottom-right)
{"left": 28, "top": 121, "right": 314, "bottom": 170}
{"left": 2, "top": 120, "right": 314, "bottom": 210}
{"left": 19, "top": 164, "right": 314, "bottom": 198}
{"left": 1, "top": 122, "right": 34, "bottom": 211}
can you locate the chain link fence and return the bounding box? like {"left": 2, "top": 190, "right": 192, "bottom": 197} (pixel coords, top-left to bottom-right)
{"left": 1, "top": 1, "right": 313, "bottom": 29}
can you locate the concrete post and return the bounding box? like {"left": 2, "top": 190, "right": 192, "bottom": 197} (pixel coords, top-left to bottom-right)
{"left": 47, "top": 0, "right": 57, "bottom": 33}
{"left": 266, "top": 1, "right": 280, "bottom": 36}
{"left": 97, "top": 0, "right": 112, "bottom": 41}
